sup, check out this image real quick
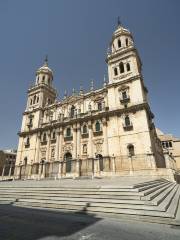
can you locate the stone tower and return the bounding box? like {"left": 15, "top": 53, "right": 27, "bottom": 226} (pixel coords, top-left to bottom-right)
{"left": 105, "top": 22, "right": 165, "bottom": 168}
{"left": 15, "top": 58, "right": 57, "bottom": 173}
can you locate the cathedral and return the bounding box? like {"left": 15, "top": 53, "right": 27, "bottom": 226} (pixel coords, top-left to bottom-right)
{"left": 15, "top": 22, "right": 176, "bottom": 180}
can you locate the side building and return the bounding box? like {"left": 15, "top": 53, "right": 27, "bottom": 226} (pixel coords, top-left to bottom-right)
{"left": 15, "top": 23, "right": 175, "bottom": 180}
{"left": 156, "top": 128, "right": 180, "bottom": 170}
{"left": 0, "top": 149, "right": 16, "bottom": 180}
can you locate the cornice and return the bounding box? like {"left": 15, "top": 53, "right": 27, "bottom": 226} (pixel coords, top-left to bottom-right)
{"left": 106, "top": 46, "right": 137, "bottom": 63}
{"left": 28, "top": 84, "right": 57, "bottom": 95}
{"left": 18, "top": 102, "right": 152, "bottom": 137}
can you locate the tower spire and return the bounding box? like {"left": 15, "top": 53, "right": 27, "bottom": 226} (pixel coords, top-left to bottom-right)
{"left": 117, "top": 16, "right": 121, "bottom": 27}
{"left": 44, "top": 55, "right": 48, "bottom": 66}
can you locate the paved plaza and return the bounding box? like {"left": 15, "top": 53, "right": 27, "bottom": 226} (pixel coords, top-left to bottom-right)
{"left": 0, "top": 203, "right": 180, "bottom": 240}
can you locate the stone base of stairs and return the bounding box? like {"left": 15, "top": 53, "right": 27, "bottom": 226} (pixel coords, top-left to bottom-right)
{"left": 0, "top": 177, "right": 179, "bottom": 225}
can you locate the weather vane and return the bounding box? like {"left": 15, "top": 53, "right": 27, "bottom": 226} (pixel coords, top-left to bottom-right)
{"left": 117, "top": 16, "right": 121, "bottom": 26}
{"left": 44, "top": 55, "right": 48, "bottom": 65}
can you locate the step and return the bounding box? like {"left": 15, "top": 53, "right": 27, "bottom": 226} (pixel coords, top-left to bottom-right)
{"left": 13, "top": 201, "right": 174, "bottom": 219}
{"left": 140, "top": 182, "right": 171, "bottom": 196}
{"left": 158, "top": 184, "right": 179, "bottom": 212}
{"left": 133, "top": 179, "right": 168, "bottom": 188}
{"left": 150, "top": 183, "right": 176, "bottom": 205}
{"left": 137, "top": 181, "right": 169, "bottom": 192}
{"left": 0, "top": 187, "right": 140, "bottom": 193}
{"left": 12, "top": 196, "right": 170, "bottom": 211}
{"left": 141, "top": 182, "right": 174, "bottom": 201}
{"left": 166, "top": 185, "right": 180, "bottom": 218}
{"left": 0, "top": 194, "right": 145, "bottom": 205}
{"left": 0, "top": 189, "right": 143, "bottom": 196}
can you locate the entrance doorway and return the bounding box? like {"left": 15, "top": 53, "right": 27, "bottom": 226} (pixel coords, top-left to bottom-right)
{"left": 64, "top": 152, "right": 72, "bottom": 173}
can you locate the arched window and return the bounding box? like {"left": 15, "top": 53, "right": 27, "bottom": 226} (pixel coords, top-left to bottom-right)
{"left": 66, "top": 127, "right": 71, "bottom": 137}
{"left": 70, "top": 105, "right": 75, "bottom": 118}
{"left": 95, "top": 121, "right": 101, "bottom": 132}
{"left": 43, "top": 133, "right": 47, "bottom": 142}
{"left": 37, "top": 96, "right": 39, "bottom": 103}
{"left": 119, "top": 62, "right": 124, "bottom": 73}
{"left": 82, "top": 124, "right": 88, "bottom": 134}
{"left": 24, "top": 157, "right": 27, "bottom": 165}
{"left": 122, "top": 91, "right": 128, "bottom": 100}
{"left": 83, "top": 144, "right": 87, "bottom": 154}
{"left": 118, "top": 39, "right": 121, "bottom": 48}
{"left": 97, "top": 102, "right": 102, "bottom": 111}
{"left": 114, "top": 67, "right": 118, "bottom": 76}
{"left": 126, "top": 63, "right": 130, "bottom": 71}
{"left": 30, "top": 99, "right": 33, "bottom": 105}
{"left": 126, "top": 38, "right": 128, "bottom": 46}
{"left": 48, "top": 77, "right": 50, "bottom": 85}
{"left": 42, "top": 75, "right": 45, "bottom": 82}
{"left": 125, "top": 115, "right": 131, "bottom": 126}
{"left": 26, "top": 137, "right": 30, "bottom": 145}
{"left": 52, "top": 131, "right": 56, "bottom": 139}
{"left": 48, "top": 98, "right": 51, "bottom": 105}
{"left": 33, "top": 95, "right": 36, "bottom": 104}
{"left": 128, "top": 144, "right": 135, "bottom": 156}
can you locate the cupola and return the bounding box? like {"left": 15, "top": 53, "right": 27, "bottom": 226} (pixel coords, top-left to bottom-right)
{"left": 35, "top": 56, "right": 53, "bottom": 86}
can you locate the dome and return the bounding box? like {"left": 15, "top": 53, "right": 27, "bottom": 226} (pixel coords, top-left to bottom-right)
{"left": 113, "top": 24, "right": 131, "bottom": 38}
{"left": 36, "top": 57, "right": 53, "bottom": 76}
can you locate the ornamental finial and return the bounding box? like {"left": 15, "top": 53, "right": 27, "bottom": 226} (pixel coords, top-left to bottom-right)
{"left": 90, "top": 79, "right": 94, "bottom": 91}
{"left": 44, "top": 55, "right": 48, "bottom": 66}
{"left": 117, "top": 16, "right": 121, "bottom": 27}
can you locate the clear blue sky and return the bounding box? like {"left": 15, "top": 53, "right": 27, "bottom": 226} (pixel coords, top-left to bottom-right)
{"left": 0, "top": 0, "right": 179, "bottom": 149}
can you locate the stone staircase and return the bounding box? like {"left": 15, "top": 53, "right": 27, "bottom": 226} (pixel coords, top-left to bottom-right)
{"left": 0, "top": 179, "right": 179, "bottom": 224}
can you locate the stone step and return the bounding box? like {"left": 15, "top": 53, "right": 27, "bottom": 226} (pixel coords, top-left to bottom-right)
{"left": 140, "top": 182, "right": 171, "bottom": 196}
{"left": 137, "top": 181, "right": 169, "bottom": 192}
{"left": 13, "top": 201, "right": 175, "bottom": 219}
{"left": 12, "top": 197, "right": 161, "bottom": 211}
{"left": 158, "top": 184, "right": 179, "bottom": 211}
{"left": 0, "top": 194, "right": 147, "bottom": 205}
{"left": 149, "top": 183, "right": 176, "bottom": 205}
{"left": 0, "top": 192, "right": 141, "bottom": 200}
{"left": 0, "top": 189, "right": 143, "bottom": 196}
{"left": 133, "top": 179, "right": 167, "bottom": 188}
{"left": 141, "top": 182, "right": 174, "bottom": 201}
{"left": 0, "top": 188, "right": 139, "bottom": 193}
{"left": 166, "top": 185, "right": 180, "bottom": 217}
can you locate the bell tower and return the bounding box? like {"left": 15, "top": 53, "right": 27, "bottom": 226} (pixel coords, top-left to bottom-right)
{"left": 106, "top": 21, "right": 142, "bottom": 84}
{"left": 21, "top": 58, "right": 57, "bottom": 132}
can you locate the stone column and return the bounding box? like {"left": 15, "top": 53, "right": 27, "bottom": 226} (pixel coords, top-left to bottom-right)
{"left": 8, "top": 165, "right": 12, "bottom": 177}
{"left": 55, "top": 128, "right": 60, "bottom": 161}
{"left": 73, "top": 124, "right": 77, "bottom": 159}
{"left": 58, "top": 161, "right": 63, "bottom": 178}
{"left": 102, "top": 118, "right": 109, "bottom": 157}
{"left": 112, "top": 154, "right": 116, "bottom": 173}
{"left": 42, "top": 163, "right": 46, "bottom": 178}
{"left": 38, "top": 163, "right": 42, "bottom": 179}
{"left": 76, "top": 158, "right": 80, "bottom": 177}
{"left": 128, "top": 156, "right": 134, "bottom": 175}
{"left": 1, "top": 166, "right": 5, "bottom": 179}
{"left": 28, "top": 162, "right": 33, "bottom": 179}
{"left": 35, "top": 132, "right": 41, "bottom": 163}
{"left": 88, "top": 121, "right": 93, "bottom": 158}
{"left": 59, "top": 127, "right": 63, "bottom": 160}
{"left": 46, "top": 130, "right": 51, "bottom": 162}
{"left": 77, "top": 123, "right": 81, "bottom": 158}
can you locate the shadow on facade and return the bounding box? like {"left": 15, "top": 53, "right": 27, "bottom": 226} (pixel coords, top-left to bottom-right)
{"left": 0, "top": 203, "right": 101, "bottom": 240}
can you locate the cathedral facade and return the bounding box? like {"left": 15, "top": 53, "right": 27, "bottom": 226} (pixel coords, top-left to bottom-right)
{"left": 15, "top": 23, "right": 174, "bottom": 180}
